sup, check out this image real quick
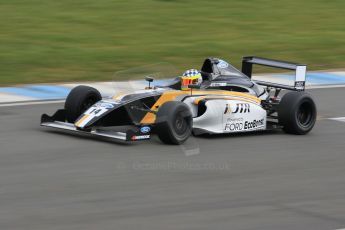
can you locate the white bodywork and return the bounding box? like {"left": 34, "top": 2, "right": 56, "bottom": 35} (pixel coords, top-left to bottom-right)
{"left": 75, "top": 88, "right": 268, "bottom": 134}
{"left": 183, "top": 97, "right": 267, "bottom": 134}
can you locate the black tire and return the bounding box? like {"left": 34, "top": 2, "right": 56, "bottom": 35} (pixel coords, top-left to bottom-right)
{"left": 155, "top": 101, "right": 193, "bottom": 145}
{"left": 278, "top": 91, "right": 317, "bottom": 135}
{"left": 64, "top": 85, "right": 102, "bottom": 123}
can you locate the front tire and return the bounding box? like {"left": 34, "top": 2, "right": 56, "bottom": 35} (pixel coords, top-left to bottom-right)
{"left": 64, "top": 85, "right": 101, "bottom": 123}
{"left": 155, "top": 101, "right": 193, "bottom": 145}
{"left": 278, "top": 91, "right": 317, "bottom": 135}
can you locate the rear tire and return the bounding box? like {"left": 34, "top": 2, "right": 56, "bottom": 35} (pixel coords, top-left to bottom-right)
{"left": 155, "top": 101, "right": 193, "bottom": 145}
{"left": 64, "top": 85, "right": 101, "bottom": 123}
{"left": 278, "top": 91, "right": 317, "bottom": 135}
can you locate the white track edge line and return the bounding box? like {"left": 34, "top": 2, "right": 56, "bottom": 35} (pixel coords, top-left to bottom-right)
{"left": 1, "top": 84, "right": 345, "bottom": 108}
{"left": 0, "top": 100, "right": 65, "bottom": 107}
{"left": 328, "top": 117, "right": 345, "bottom": 121}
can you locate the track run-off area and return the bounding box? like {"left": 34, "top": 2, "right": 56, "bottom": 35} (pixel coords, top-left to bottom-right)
{"left": 0, "top": 87, "right": 345, "bottom": 229}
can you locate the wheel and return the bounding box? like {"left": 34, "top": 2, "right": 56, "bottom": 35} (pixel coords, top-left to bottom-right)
{"left": 278, "top": 91, "right": 317, "bottom": 135}
{"left": 155, "top": 101, "right": 193, "bottom": 145}
{"left": 64, "top": 85, "right": 102, "bottom": 123}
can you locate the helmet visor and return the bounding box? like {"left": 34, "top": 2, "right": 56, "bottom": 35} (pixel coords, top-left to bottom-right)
{"left": 181, "top": 76, "right": 201, "bottom": 90}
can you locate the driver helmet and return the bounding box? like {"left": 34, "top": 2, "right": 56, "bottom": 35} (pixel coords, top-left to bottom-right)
{"left": 180, "top": 69, "right": 203, "bottom": 90}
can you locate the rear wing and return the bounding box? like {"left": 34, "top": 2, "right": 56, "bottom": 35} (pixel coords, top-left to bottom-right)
{"left": 242, "top": 56, "right": 307, "bottom": 91}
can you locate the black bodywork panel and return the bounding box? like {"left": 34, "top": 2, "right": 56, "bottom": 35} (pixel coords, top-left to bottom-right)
{"left": 162, "top": 57, "right": 260, "bottom": 95}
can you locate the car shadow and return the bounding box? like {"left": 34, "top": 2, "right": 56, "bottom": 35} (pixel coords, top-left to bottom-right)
{"left": 40, "top": 127, "right": 284, "bottom": 147}
{"left": 41, "top": 129, "right": 134, "bottom": 146}
{"left": 195, "top": 129, "right": 283, "bottom": 140}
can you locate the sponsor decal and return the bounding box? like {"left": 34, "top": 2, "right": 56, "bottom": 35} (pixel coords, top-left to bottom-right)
{"left": 95, "top": 102, "right": 114, "bottom": 109}
{"left": 224, "top": 118, "right": 265, "bottom": 131}
{"left": 294, "top": 81, "right": 305, "bottom": 89}
{"left": 224, "top": 122, "right": 243, "bottom": 131}
{"left": 103, "top": 99, "right": 120, "bottom": 104}
{"left": 210, "top": 82, "right": 227, "bottom": 87}
{"left": 140, "top": 126, "right": 151, "bottom": 134}
{"left": 224, "top": 103, "right": 250, "bottom": 114}
{"left": 131, "top": 135, "right": 150, "bottom": 140}
{"left": 232, "top": 103, "right": 250, "bottom": 114}
{"left": 217, "top": 60, "right": 229, "bottom": 69}
{"left": 226, "top": 117, "right": 244, "bottom": 123}
{"left": 224, "top": 103, "right": 231, "bottom": 114}
{"left": 243, "top": 119, "right": 264, "bottom": 129}
{"left": 88, "top": 108, "right": 103, "bottom": 115}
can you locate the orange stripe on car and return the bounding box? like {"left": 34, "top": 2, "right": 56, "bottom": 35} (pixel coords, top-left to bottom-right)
{"left": 112, "top": 92, "right": 127, "bottom": 100}
{"left": 140, "top": 91, "right": 189, "bottom": 124}
{"left": 193, "top": 95, "right": 260, "bottom": 105}
{"left": 75, "top": 114, "right": 90, "bottom": 127}
{"left": 140, "top": 90, "right": 261, "bottom": 124}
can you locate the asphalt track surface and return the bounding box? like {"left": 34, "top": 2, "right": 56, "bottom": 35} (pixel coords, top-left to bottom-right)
{"left": 1, "top": 88, "right": 345, "bottom": 230}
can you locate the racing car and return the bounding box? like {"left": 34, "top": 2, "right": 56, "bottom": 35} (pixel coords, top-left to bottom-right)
{"left": 41, "top": 56, "right": 317, "bottom": 144}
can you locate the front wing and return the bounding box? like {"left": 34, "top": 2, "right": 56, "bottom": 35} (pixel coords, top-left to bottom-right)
{"left": 40, "top": 110, "right": 151, "bottom": 141}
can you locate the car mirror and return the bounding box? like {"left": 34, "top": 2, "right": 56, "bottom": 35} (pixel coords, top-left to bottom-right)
{"left": 145, "top": 76, "right": 154, "bottom": 89}
{"left": 145, "top": 76, "right": 154, "bottom": 83}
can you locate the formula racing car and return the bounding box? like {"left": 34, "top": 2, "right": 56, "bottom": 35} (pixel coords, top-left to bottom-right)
{"left": 41, "top": 56, "right": 317, "bottom": 144}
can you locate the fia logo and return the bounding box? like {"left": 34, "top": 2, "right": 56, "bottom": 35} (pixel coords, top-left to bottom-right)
{"left": 232, "top": 103, "right": 250, "bottom": 114}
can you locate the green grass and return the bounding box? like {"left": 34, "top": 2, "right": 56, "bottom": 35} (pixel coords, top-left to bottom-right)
{"left": 0, "top": 0, "right": 344, "bottom": 85}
